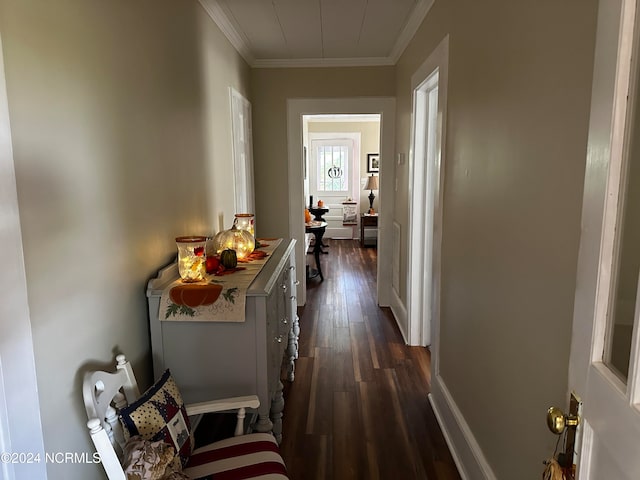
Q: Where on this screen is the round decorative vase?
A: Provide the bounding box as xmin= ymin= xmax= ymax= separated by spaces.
xmin=175 ymin=236 xmax=207 ymax=282
xmin=211 ymin=222 xmax=255 ymax=259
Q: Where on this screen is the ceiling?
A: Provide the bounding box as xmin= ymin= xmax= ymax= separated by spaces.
xmin=198 ymin=0 xmax=434 ymax=68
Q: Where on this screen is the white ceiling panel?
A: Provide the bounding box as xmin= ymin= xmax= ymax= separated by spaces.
xmin=320 ymin=0 xmax=368 ymax=58
xmin=359 ymin=0 xmax=417 ymax=57
xmin=274 ymin=0 xmax=323 ymax=59
xmin=199 ymin=0 xmax=434 ymax=67
xmin=221 ymin=0 xmax=287 ymax=58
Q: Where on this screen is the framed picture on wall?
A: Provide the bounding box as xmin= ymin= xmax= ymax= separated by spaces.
xmin=367 ymin=153 xmax=380 ymax=173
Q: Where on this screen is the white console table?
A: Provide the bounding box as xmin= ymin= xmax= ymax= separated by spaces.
xmin=146 ymin=239 xmax=299 ymax=442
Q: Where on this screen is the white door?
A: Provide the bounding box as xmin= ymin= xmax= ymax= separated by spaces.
xmin=309 ymin=135 xmax=360 ymax=239
xmin=569 ymin=0 xmax=640 ymax=476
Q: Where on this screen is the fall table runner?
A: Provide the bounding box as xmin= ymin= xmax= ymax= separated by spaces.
xmin=159 ymin=238 xmax=282 ymax=322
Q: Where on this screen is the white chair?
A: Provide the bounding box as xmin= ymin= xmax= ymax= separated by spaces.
xmin=83 ymin=353 xmax=289 ymax=479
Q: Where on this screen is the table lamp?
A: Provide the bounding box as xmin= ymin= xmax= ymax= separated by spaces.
xmin=364 ymin=174 xmax=379 ymax=213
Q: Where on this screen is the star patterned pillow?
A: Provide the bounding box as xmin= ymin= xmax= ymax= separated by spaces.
xmin=120 ymin=369 xmax=192 ymax=468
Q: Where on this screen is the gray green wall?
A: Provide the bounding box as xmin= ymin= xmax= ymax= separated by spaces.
xmin=0 ymin=1 xmax=250 ymax=478
xmin=394 ymin=1 xmax=598 ymax=477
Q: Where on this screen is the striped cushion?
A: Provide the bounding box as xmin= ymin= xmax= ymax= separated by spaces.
xmin=184 ymin=433 xmax=288 ymax=480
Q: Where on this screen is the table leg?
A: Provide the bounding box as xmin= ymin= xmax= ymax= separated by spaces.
xmin=313 ymin=233 xmax=324 ymax=281
xmin=306 ymin=226 xmax=326 ymax=281
xmin=316 ymin=228 xmax=329 ymax=254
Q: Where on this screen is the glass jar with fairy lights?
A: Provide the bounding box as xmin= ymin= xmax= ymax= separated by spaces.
xmin=175 ymin=236 xmax=207 ymax=282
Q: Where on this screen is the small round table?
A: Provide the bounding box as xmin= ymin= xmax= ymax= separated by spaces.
xmin=309 ymin=207 xmax=329 ymax=221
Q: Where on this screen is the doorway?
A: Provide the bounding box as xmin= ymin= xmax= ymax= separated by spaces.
xmin=408 ymin=71 xmax=439 ymax=347
xmin=304 ymin=115 xmax=381 ymax=240
xmin=287 ymin=98 xmax=396 ymax=306
xmin=308 ymin=135 xmax=358 ymax=238
xmin=230 ymin=88 xmax=255 ymax=215
xmin=407 ymin=37 xmax=449 ymax=348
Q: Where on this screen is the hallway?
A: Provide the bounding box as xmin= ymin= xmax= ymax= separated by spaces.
xmin=280 ymin=240 xmax=461 ymax=479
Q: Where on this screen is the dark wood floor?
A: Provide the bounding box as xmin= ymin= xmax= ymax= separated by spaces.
xmin=280 ymin=239 xmax=461 ymax=480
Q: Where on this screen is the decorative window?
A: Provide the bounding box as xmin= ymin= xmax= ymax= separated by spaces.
xmin=316 ymin=145 xmax=348 ymax=192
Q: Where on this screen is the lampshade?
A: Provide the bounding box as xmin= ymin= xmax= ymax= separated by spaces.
xmin=364 ymin=175 xmax=379 ymax=191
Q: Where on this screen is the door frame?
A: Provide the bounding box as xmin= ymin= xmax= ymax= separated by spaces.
xmin=0 ymin=32 xmax=47 ymax=480
xmin=408 ymin=69 xmax=439 ymax=347
xmin=407 ymin=36 xmax=449 ymax=348
xmin=230 ymin=88 xmax=255 ymax=216
xmin=287 ymin=98 xmax=395 ymax=306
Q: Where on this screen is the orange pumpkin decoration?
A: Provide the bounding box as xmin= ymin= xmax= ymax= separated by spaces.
xmin=169 ymin=284 xmax=223 ymax=307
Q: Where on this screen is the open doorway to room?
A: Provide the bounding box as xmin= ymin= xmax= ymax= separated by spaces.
xmin=287 ymin=98 xmax=395 ymax=307
xmin=408 ymin=71 xmax=439 ymax=348
xmin=407 ymin=37 xmax=448 ymax=356
xmin=303 ymin=114 xmax=381 ymax=240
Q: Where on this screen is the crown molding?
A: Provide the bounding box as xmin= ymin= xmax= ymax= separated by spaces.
xmin=252 ymin=56 xmax=395 ymax=69
xmin=389 ymin=0 xmax=435 ymax=64
xmin=200 ymin=0 xmax=433 ymax=69
xmin=198 ymin=0 xmax=255 ymax=66
xmin=305 ymin=114 xmax=381 ymax=122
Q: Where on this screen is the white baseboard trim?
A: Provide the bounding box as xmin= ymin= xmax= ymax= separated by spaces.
xmin=429 ymin=375 xmax=497 ymax=480
xmin=389 ymin=289 xmax=409 ymax=344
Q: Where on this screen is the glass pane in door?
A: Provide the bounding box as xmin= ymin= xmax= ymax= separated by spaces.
xmin=316 ymin=145 xmax=348 ymax=192
xmin=604 ymin=52 xmax=640 ymax=381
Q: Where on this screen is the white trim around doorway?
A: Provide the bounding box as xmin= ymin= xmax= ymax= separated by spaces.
xmin=407 ymin=36 xmax=449 ymax=361
xmin=0 ymin=32 xmax=47 ymax=480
